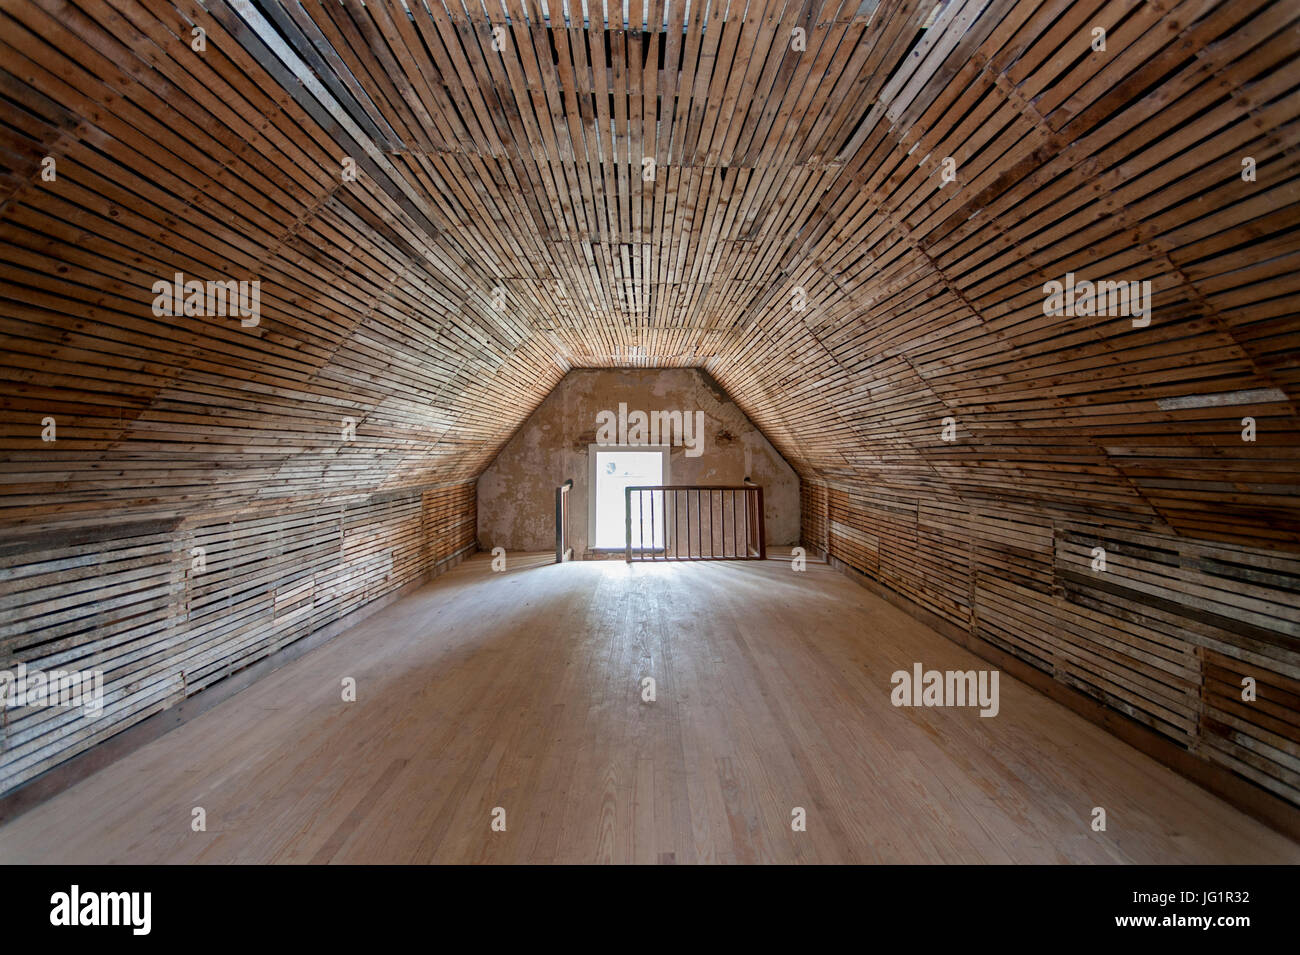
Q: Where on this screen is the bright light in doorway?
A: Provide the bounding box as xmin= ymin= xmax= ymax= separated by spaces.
xmin=593 ymin=449 xmax=665 ymax=550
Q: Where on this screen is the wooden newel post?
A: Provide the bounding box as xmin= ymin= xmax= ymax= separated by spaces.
xmin=625 ymin=487 xmax=633 ymax=563
xmin=555 ymin=479 xmax=573 ymax=564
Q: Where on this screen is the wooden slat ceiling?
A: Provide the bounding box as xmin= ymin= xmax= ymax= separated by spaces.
xmin=1 ymin=0 xmax=1297 ymax=546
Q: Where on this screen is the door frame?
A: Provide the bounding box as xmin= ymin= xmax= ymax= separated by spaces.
xmin=587 ymin=444 xmax=671 ymax=552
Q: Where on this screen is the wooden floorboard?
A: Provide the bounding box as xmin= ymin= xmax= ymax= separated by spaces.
xmin=0 ymin=552 xmax=1294 ymax=864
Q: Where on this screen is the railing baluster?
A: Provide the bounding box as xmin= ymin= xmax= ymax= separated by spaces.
xmin=721 ymin=489 xmax=727 ymax=558
xmin=709 ymin=490 xmax=715 ymax=559
xmin=676 ymin=493 xmax=686 ymax=561
xmin=731 ymin=489 xmax=736 ymax=558
xmin=653 ymin=489 xmax=659 ymax=561
xmin=688 ymin=490 xmax=694 ymax=560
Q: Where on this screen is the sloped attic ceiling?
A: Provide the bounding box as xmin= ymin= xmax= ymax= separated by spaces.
xmin=0 ymin=0 xmax=1297 ymax=546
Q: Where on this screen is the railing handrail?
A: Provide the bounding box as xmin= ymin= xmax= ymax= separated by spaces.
xmin=626 ymin=484 xmax=754 ymax=491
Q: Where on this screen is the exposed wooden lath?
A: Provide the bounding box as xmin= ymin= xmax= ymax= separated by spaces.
xmin=0 ymin=483 xmax=476 ymax=795
xmin=0 ymin=0 xmax=1297 ymax=808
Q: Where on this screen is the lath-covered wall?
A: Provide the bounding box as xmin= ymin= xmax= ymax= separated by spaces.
xmin=802 ymin=485 xmax=1300 ymax=808
xmin=0 ymin=483 xmax=475 ymax=796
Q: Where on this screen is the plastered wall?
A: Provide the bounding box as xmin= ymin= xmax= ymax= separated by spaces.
xmin=478 ymin=369 xmax=799 ymax=554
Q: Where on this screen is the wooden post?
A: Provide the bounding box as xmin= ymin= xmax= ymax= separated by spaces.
xmin=555 ymin=479 xmax=573 ymax=564
xmin=625 ymin=487 xmax=633 ymax=563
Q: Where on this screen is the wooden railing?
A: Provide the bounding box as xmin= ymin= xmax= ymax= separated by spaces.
xmin=555 ymin=478 xmax=574 ymax=563
xmin=624 ymin=482 xmax=765 ymax=562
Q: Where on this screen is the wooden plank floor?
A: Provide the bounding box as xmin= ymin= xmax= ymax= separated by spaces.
xmin=1 ymin=552 xmax=1295 ymax=864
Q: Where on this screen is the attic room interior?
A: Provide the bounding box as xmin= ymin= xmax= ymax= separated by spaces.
xmin=0 ymin=0 xmax=1298 ymax=897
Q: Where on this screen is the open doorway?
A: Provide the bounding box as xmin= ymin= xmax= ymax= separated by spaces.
xmin=588 ymin=446 xmax=669 ymax=552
